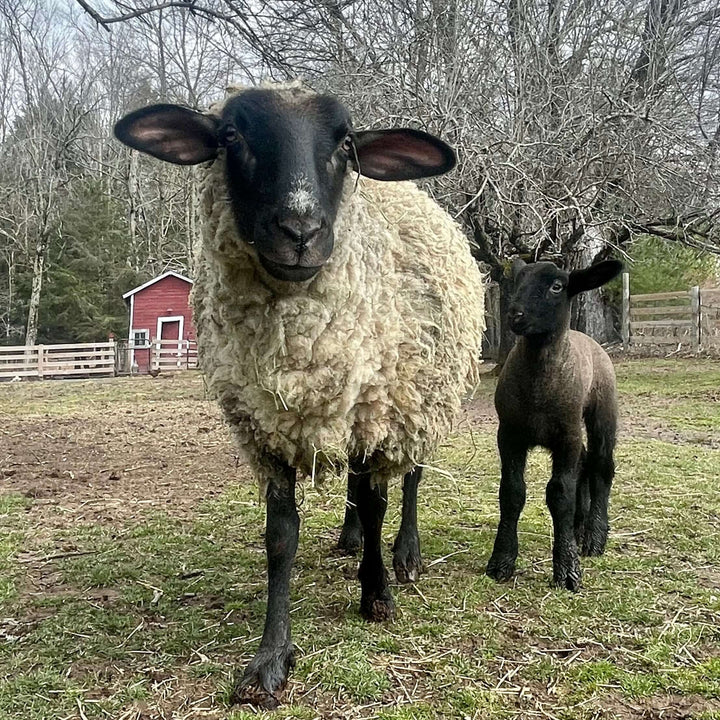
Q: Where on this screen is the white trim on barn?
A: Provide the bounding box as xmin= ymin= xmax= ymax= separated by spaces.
xmin=128 ymin=294 xmax=136 ymax=369
xmin=122 ymin=270 xmax=193 ymax=300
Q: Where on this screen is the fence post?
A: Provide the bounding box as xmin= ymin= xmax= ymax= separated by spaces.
xmin=621 ymin=272 xmax=630 ymax=351
xmin=690 ymin=285 xmax=700 ymax=352
xmin=109 ymin=336 xmax=117 ymax=376
xmin=37 ymin=344 xmax=45 ymax=379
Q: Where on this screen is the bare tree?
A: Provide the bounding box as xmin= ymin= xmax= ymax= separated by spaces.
xmin=50 ymin=0 xmax=720 ymax=355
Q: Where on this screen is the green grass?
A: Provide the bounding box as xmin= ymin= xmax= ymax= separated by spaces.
xmin=1 ymin=360 xmax=719 ymax=718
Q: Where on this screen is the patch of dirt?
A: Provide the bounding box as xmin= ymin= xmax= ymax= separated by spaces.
xmin=458 ymin=392 xmax=497 ymax=430
xmin=596 ymin=693 xmax=720 ymax=719
xmin=619 ymin=415 xmax=720 ymax=448
xmin=1 ymin=395 xmax=250 ymax=534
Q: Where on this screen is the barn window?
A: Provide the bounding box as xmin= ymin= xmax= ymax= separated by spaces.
xmin=133 ymin=330 xmax=150 ymax=347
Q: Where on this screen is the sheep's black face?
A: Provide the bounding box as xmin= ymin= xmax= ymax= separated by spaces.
xmin=508 ymin=259 xmax=623 ymax=338
xmin=509 ymin=262 xmax=572 ymax=337
xmin=113 ymin=87 xmax=457 ymax=283
xmin=220 ymin=90 xmax=351 ymax=282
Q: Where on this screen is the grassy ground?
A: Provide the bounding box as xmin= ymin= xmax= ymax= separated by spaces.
xmin=0 ymin=359 xmax=719 ymax=719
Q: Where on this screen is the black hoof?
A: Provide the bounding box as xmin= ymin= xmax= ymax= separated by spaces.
xmin=336 ymin=524 xmax=363 ymax=555
xmin=360 ymin=589 xmax=396 ymax=622
xmin=552 ymin=559 xmax=582 ymax=592
xmin=230 ymin=643 xmax=295 ymax=709
xmin=392 ymin=532 xmax=423 ymax=584
xmin=486 ymin=554 xmax=516 ymax=582
xmin=581 ymin=527 xmax=608 ymax=557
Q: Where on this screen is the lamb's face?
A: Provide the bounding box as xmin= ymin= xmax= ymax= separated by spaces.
xmin=113 ymin=84 xmax=457 ymax=283
xmin=508 ymin=258 xmax=624 ymax=337
xmin=219 ymin=90 xmax=352 ymax=282
xmin=509 ymin=261 xmax=571 ymax=337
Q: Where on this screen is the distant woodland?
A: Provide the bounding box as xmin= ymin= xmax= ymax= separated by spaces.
xmin=1 ymin=0 xmax=719 ymax=347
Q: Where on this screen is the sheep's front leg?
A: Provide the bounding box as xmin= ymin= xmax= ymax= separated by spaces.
xmin=546 ymin=442 xmax=583 ymax=591
xmin=353 ymin=461 xmax=395 ymax=621
xmin=393 ymin=466 xmax=423 ymax=584
xmin=337 ymin=471 xmax=363 ymax=555
xmin=574 ymin=446 xmax=591 ymax=547
xmin=487 ymin=425 xmax=528 ymax=582
xmin=232 ymin=464 xmax=299 ymax=708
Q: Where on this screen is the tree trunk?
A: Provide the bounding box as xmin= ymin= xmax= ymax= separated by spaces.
xmin=496 ymin=274 xmax=517 ymax=366
xmin=25 ymin=231 xmax=49 ymax=346
xmin=568 ymin=230 xmax=614 ymax=343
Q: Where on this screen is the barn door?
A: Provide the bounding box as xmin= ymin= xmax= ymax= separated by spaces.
xmin=155 ymin=316 xmax=184 ymax=369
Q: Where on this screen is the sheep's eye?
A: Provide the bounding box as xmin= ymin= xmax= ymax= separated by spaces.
xmin=550 ymin=280 xmax=564 ymax=294
xmin=222 ymin=126 xmax=239 ymax=145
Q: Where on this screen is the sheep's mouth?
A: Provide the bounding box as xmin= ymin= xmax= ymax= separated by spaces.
xmin=258 ymin=255 xmax=323 ymax=282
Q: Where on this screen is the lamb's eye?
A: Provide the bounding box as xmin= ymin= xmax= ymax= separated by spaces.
xmin=550 ymin=280 xmax=564 ymax=294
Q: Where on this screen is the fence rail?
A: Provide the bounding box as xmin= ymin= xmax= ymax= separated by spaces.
xmin=150 ymin=339 xmax=198 ymax=371
xmin=0 ymin=341 xmax=116 ymax=380
xmin=621 ymin=273 xmax=719 ymax=350
xmin=1 ymin=337 xmax=200 ymax=381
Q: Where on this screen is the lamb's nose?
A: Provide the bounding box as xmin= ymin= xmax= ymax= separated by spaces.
xmin=277 ymin=216 xmax=323 ymax=249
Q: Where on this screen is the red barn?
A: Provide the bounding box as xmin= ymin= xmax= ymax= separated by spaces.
xmin=123 ymin=271 xmax=196 ymax=373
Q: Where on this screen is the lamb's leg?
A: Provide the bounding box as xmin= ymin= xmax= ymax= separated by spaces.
xmin=546 ymin=441 xmax=583 ymax=591
xmin=232 ymin=464 xmax=299 ymax=709
xmin=574 ymin=445 xmax=591 ymax=547
xmin=353 ymin=460 xmax=394 ymax=621
xmin=487 ymin=425 xmax=528 ymax=582
xmin=582 ymin=405 xmax=617 ymax=556
xmin=393 ymin=466 xmax=423 ymax=584
xmin=337 ymin=471 xmax=363 ymax=555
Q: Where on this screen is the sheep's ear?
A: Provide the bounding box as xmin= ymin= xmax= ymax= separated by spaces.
xmin=568 ymin=260 xmax=623 ymax=297
xmin=351 ymin=129 xmax=456 ymax=181
xmin=114 ymin=104 xmax=219 ymax=165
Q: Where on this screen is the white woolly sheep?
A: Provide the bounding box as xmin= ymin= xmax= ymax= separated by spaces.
xmin=488 ymin=258 xmax=622 ymax=592
xmin=114 ymin=81 xmax=486 ymax=707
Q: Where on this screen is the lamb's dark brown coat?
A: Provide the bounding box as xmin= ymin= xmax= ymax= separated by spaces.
xmin=488 ymin=259 xmax=622 ymax=591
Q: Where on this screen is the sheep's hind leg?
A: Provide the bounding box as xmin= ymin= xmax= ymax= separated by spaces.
xmin=393 ymin=466 xmax=423 ymax=584
xmin=232 ymin=465 xmax=299 ymax=709
xmin=487 ymin=425 xmax=528 ymax=582
xmin=337 ymin=471 xmax=363 ymax=555
xmin=546 ymin=442 xmax=583 ymax=591
xmin=581 ymin=403 xmax=616 ymax=557
xmin=353 ymin=460 xmax=395 ymax=621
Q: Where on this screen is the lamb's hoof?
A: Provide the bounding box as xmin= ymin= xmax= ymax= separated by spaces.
xmin=552 ymin=559 xmax=582 ymax=592
xmin=336 ymin=524 xmax=363 ymax=555
xmin=360 ymin=589 xmax=395 ymax=622
xmin=581 ymin=528 xmax=608 ymax=557
xmin=230 ymin=643 xmax=295 ymax=709
xmin=486 ymin=554 xmax=516 ymax=582
xmin=393 ymin=533 xmax=423 ymax=584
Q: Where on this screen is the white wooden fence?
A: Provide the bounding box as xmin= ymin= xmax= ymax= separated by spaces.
xmin=0 ymin=341 xmax=116 ymax=380
xmin=621 ymin=273 xmax=720 ymax=350
xmin=0 ymin=338 xmax=200 ymax=381
xmin=149 ymin=338 xmax=198 ymax=371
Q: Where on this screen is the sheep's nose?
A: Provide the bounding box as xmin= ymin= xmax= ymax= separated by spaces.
xmin=277 ymin=215 xmax=323 ymax=249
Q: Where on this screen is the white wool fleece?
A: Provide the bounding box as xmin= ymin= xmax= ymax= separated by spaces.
xmin=192 ymin=92 xmax=486 ymax=491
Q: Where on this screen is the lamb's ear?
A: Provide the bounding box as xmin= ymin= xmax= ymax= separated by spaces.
xmin=351 ymin=129 xmax=456 ymax=181
xmin=511 ymin=258 xmax=526 ymax=278
xmin=114 ymin=104 xmax=220 ymax=165
xmin=568 ymin=260 xmax=623 ymax=297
